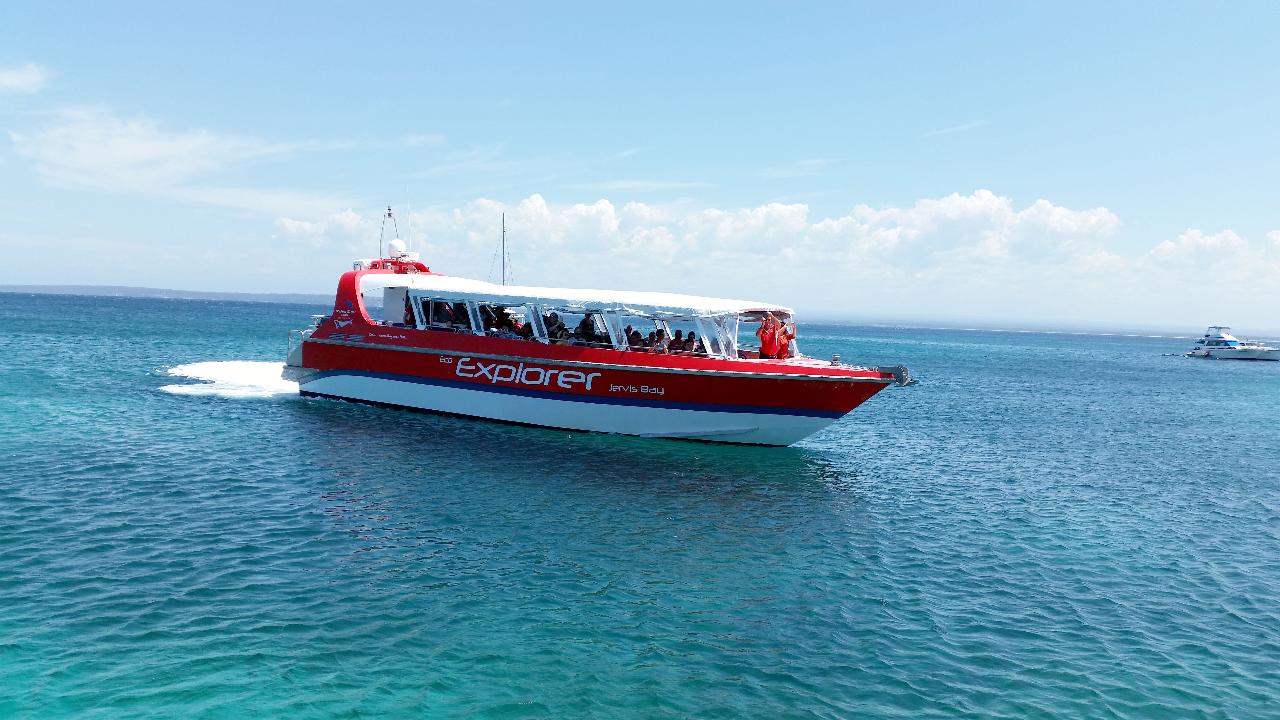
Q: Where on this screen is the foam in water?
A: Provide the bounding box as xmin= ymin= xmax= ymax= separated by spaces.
xmin=161 ymin=361 xmax=298 ymax=398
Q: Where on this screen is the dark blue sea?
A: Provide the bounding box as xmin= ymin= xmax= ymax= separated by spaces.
xmin=3 ymin=293 xmax=1278 ymax=719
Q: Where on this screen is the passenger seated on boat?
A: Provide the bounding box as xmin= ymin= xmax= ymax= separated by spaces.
xmin=544 ymin=312 xmax=570 ymax=344
xmin=428 ymin=300 xmax=457 ymax=330
xmin=488 ymin=309 xmax=529 ymax=340
xmin=685 ymin=332 xmax=703 ymax=355
xmin=481 ymin=306 xmax=505 ymax=335
xmin=668 ymin=330 xmax=684 ymax=354
xmin=621 ymin=325 xmax=643 ymax=352
xmin=488 ymin=311 xmax=516 ymax=338
xmin=573 ymin=315 xmax=605 ymax=347
xmin=652 ymin=329 xmax=668 ymax=354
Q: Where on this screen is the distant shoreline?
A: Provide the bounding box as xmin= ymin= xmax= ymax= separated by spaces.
xmin=0 ymin=284 xmax=331 ymax=306
xmin=3 ymin=284 xmax=1274 ymax=339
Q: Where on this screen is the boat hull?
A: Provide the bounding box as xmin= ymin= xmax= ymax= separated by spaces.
xmin=295 ymin=338 xmax=892 ymax=446
xmin=1189 ymin=348 xmax=1280 ymax=360
xmin=288 ymin=265 xmax=902 ymax=446
xmin=298 ymin=370 xmax=844 ymax=445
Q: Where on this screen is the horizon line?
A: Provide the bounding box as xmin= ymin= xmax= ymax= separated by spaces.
xmin=5 ymin=283 xmax=1274 ymax=339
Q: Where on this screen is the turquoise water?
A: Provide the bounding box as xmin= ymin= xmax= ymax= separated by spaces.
xmin=2 ymin=293 xmax=1279 ymax=718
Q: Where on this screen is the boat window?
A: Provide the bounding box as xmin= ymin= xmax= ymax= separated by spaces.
xmin=547 ymin=309 xmax=612 ymax=349
xmin=698 ymin=315 xmax=734 ymax=358
xmin=417 ymin=297 xmax=473 ymax=332
xmin=477 ymin=303 xmax=539 ymax=341
xmin=661 ymin=317 xmax=709 ymax=356
xmin=612 ymin=313 xmax=664 ymax=352
xmin=540 ymin=308 xmax=572 ymax=345
xmin=735 ymin=311 xmax=766 ymax=357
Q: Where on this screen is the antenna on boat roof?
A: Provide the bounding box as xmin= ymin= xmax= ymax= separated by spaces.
xmin=405 ymin=190 xmax=412 ymax=254
xmin=377 ymin=205 xmax=399 ymax=257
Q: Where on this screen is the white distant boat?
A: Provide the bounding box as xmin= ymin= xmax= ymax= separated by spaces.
xmin=1187 ymin=326 xmax=1279 ymax=361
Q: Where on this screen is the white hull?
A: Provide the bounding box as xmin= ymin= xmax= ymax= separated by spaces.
xmin=1189 ymin=348 xmax=1280 ymax=360
xmin=299 ymin=373 xmax=841 ymax=445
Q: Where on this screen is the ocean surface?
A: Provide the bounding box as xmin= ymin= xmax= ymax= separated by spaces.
xmin=2 ymin=293 xmax=1278 ymax=719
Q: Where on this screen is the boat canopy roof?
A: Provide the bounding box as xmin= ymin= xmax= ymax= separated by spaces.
xmin=358 ymin=271 xmax=792 ymax=317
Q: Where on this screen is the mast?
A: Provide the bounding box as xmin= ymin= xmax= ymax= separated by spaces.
xmin=501 ymin=212 xmax=507 ymax=286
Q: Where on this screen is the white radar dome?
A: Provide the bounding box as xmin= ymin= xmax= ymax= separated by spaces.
xmin=388 ymin=238 xmax=407 ymax=258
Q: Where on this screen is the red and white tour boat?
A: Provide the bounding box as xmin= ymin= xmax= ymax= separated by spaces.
xmin=285 ymin=243 xmax=910 ymax=446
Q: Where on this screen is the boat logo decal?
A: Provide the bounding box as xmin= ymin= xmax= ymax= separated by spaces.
xmin=333 ymin=319 xmax=352 ymax=329
xmin=454 ymin=356 xmax=603 ymax=391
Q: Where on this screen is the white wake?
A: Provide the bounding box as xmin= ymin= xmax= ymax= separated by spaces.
xmin=160 ymin=361 xmax=298 ymax=399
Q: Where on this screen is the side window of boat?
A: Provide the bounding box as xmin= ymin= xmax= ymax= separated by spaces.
xmin=551 ymin=309 xmax=613 ymax=349
xmin=416 ymin=297 xmax=437 ymax=329
xmin=613 ymin=313 xmax=659 ymax=350
xmin=477 ymin=303 xmax=537 ymax=340
xmin=431 ymin=299 xmax=461 ymax=331
xmin=416 ymin=297 xmax=473 ymax=332
xmin=662 ymin=317 xmax=709 ymax=355
xmin=698 ymin=316 xmax=730 ymax=358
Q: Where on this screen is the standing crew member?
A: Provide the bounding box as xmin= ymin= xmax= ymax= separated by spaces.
xmin=775 ymin=321 xmax=796 ymax=359
xmin=756 ymin=313 xmax=781 ymax=359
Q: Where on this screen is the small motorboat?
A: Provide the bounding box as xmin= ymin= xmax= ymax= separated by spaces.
xmin=1186 ymin=326 xmax=1280 ymax=361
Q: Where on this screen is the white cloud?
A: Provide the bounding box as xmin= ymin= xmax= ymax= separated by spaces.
xmin=375 ymin=190 xmax=1120 ymax=295
xmin=10 ymin=107 xmax=348 ymax=217
xmin=796 ymin=190 xmax=1120 ymax=265
xmin=247 ymin=190 xmax=1116 ymax=322
xmin=922 ymin=120 xmax=987 ymax=138
xmin=276 ymin=217 xmax=326 ymax=236
xmin=1078 ymin=249 xmax=1125 ymax=272
xmin=11 ymin=107 xmax=285 ymax=188
xmin=1145 ymin=228 xmax=1280 ymax=286
xmin=0 ymin=63 xmax=49 ymax=93
xmin=275 ymin=210 xmax=372 ymax=250
xmin=1150 ymin=228 xmax=1247 ymax=260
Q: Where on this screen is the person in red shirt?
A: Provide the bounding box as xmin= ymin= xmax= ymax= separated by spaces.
xmin=775 ymin=322 xmax=796 ymax=359
xmin=756 ymin=313 xmax=781 ymax=359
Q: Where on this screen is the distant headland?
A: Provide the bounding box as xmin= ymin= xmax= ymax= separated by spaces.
xmin=0 ymin=284 xmax=331 ymax=306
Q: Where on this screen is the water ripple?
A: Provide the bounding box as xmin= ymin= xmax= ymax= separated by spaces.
xmin=1 ymin=297 xmax=1279 ymax=717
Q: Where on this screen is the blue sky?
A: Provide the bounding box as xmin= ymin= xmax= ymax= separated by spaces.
xmin=3 ymin=2 xmax=1279 ymax=330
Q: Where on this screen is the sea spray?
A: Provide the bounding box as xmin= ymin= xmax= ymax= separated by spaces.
xmin=160 ymin=361 xmax=298 ymax=398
